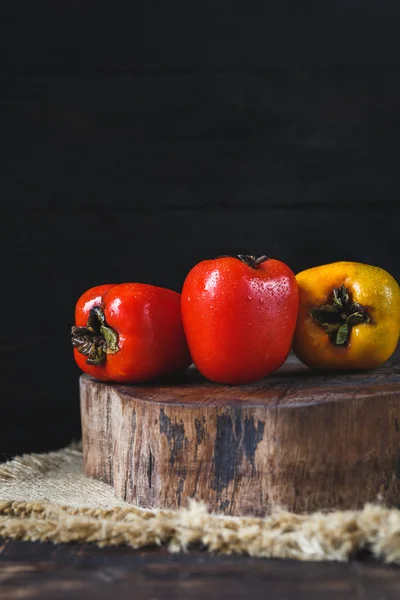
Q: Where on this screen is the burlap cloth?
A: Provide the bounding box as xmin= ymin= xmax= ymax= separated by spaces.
xmin=1 ymin=442 xmax=400 ymax=563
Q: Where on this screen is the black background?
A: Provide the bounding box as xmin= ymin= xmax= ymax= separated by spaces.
xmin=1 ymin=2 xmax=399 ymax=459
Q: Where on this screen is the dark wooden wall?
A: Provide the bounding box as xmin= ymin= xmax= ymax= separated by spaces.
xmin=1 ymin=2 xmax=399 ymax=457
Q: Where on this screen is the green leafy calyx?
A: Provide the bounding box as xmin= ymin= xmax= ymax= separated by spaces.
xmin=309 ymin=284 xmax=370 ymax=347
xmin=71 ymin=306 xmax=119 ymax=366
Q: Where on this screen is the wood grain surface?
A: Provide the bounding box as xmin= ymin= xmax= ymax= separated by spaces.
xmin=2 ymin=72 xmax=400 ymax=212
xmin=81 ymin=349 xmax=400 ymax=516
xmin=1 ymin=539 xmax=400 ymax=600
xmin=3 ymin=2 xmax=400 ymax=73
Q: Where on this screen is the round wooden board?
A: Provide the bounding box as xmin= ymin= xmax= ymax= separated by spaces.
xmin=80 ymin=349 xmax=400 ymax=516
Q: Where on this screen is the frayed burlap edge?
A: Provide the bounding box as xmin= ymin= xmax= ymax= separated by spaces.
xmin=2 ymin=446 xmax=400 ymax=562
xmin=0 ymin=442 xmax=83 ymax=481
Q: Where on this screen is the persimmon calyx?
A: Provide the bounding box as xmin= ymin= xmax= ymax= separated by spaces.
xmin=309 ymin=284 xmax=370 ymax=347
xmin=237 ymin=255 xmax=269 ymax=269
xmin=71 ymin=306 xmax=119 ymax=366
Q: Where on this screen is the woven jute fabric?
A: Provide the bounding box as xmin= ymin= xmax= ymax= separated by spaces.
xmin=1 ymin=443 xmax=400 ymax=562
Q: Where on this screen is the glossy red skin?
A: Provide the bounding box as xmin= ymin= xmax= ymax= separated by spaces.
xmin=74 ymin=283 xmax=192 ymax=383
xmin=181 ymin=258 xmax=299 ymax=384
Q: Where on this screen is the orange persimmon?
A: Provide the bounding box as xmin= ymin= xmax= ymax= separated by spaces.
xmin=293 ymin=261 xmax=400 ymax=371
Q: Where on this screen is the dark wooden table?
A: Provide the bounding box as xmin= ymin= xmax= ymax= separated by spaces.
xmin=1 ymin=539 xmax=400 ymax=599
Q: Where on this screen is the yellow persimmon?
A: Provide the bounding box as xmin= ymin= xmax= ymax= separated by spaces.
xmin=293 ymin=261 xmax=400 ymax=371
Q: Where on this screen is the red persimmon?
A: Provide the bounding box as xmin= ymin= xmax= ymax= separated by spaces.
xmin=181 ymin=255 xmax=299 ymax=384
xmin=72 ymin=283 xmax=191 ymax=383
